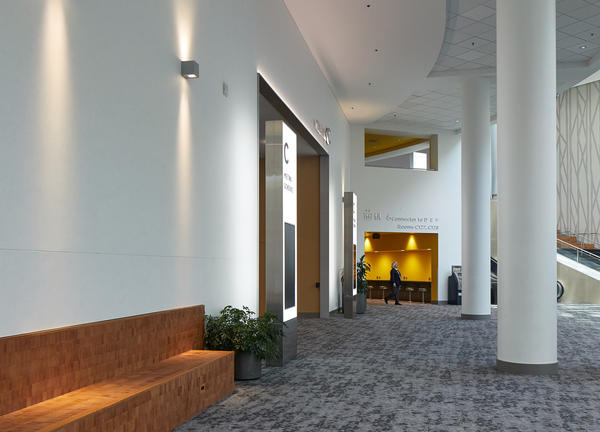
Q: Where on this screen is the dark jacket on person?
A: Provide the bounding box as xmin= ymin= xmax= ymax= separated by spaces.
xmin=390 ymin=268 xmax=402 ymax=287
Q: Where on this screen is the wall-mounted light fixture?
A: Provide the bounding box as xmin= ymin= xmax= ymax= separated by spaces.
xmin=181 ymin=60 xmax=199 ymax=79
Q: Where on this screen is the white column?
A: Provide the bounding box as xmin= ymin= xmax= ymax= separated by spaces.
xmin=461 ymin=77 xmax=491 ymax=319
xmin=497 ymin=0 xmax=557 ymax=373
xmin=491 ymin=123 xmax=498 ymax=197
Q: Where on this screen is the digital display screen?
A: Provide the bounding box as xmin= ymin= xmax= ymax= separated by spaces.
xmin=285 ymin=222 xmax=296 ymax=309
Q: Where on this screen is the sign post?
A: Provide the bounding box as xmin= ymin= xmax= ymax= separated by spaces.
xmin=343 ymin=192 xmax=357 ymax=318
xmin=265 ymin=120 xmax=297 ymax=365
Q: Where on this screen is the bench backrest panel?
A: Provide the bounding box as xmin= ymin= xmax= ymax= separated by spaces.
xmin=0 ymin=305 xmax=204 ymax=416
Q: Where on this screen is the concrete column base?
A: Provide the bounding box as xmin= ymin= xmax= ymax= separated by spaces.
xmin=497 ymin=359 xmax=558 ymax=375
xmin=461 ymin=313 xmax=491 ymax=320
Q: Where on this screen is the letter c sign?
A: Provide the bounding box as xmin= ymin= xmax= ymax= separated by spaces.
xmin=284 ymin=142 xmax=289 ymax=164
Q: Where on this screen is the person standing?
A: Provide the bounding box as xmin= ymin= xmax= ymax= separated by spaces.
xmin=385 ymin=261 xmax=402 ymax=305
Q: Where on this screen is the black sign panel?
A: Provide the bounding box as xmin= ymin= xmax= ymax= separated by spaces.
xmin=285 ymin=222 xmax=296 ymax=309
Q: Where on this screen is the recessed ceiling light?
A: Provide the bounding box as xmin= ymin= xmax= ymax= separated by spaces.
xmin=374 ymin=48 xmax=379 ymax=52
xmin=580 ymin=45 xmax=587 ymax=49
xmin=366 ymin=4 xmax=371 ymax=7
xmin=455 ymin=120 xmax=460 ymax=123
xmin=368 ymin=82 xmax=373 ymax=86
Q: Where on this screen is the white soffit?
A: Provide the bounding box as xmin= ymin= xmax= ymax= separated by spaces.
xmin=284 ymin=0 xmax=446 ymax=124
xmin=576 ymin=68 xmax=600 ymax=86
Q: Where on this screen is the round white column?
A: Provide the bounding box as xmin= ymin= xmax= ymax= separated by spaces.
xmin=491 ymin=123 xmax=498 ymax=197
xmin=497 ymin=0 xmax=557 ymax=374
xmin=461 ymin=77 xmax=491 ymax=320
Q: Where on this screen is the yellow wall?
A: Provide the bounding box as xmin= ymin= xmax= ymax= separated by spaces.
xmin=366 ymin=250 xmax=431 ymax=282
xmin=364 ymin=232 xmax=438 ymax=300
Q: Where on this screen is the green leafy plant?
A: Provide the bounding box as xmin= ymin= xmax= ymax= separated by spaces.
xmin=204 ymin=306 xmax=284 ymax=360
xmin=357 ymin=254 xmax=371 ymax=296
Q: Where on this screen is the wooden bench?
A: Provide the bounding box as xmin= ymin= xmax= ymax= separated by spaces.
xmin=0 ymin=305 xmax=234 ymax=431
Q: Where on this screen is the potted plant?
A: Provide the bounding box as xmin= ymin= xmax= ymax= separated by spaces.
xmin=356 ymin=254 xmax=371 ymax=314
xmin=204 ymin=306 xmax=284 ymax=380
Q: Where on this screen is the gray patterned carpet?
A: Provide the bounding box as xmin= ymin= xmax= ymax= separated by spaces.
xmin=177 ymin=302 xmax=600 ymax=431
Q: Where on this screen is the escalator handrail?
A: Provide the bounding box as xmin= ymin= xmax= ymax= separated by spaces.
xmin=557 ymin=238 xmax=600 ymax=262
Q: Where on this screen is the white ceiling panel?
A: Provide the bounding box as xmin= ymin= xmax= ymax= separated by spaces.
xmin=378 ymin=0 xmax=600 ymax=133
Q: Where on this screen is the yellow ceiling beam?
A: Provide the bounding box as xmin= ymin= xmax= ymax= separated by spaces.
xmin=364 ymin=133 xmax=429 ymax=158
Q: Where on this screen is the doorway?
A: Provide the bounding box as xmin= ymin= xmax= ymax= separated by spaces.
xmin=258 ymin=75 xmax=329 ymax=318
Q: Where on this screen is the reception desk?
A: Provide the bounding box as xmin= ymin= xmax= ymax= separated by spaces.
xmin=367 ymin=280 xmax=432 ymax=303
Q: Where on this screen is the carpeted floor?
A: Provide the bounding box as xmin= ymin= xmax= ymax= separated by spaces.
xmin=176 ymin=302 xmax=600 ymax=431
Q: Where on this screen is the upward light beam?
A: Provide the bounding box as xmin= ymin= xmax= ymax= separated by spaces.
xmin=174 ymin=0 xmax=195 ymax=256
xmin=38 ymin=0 xmax=74 ymax=246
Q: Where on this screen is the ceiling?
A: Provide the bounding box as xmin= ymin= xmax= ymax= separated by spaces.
xmin=376 ymin=0 xmax=600 ymax=133
xmin=433 ymin=0 xmax=600 ymax=76
xmin=284 ymin=0 xmax=446 ymax=124
xmin=285 ymin=0 xmax=600 ymax=133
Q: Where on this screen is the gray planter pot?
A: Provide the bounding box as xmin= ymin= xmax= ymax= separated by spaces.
xmin=235 ymin=351 xmax=262 ymax=380
xmin=356 ymin=292 xmax=367 ymax=314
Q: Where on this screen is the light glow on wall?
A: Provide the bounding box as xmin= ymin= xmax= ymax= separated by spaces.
xmin=176 ymin=80 xmax=193 ymax=254
xmin=174 ymin=0 xmax=196 ymax=255
xmin=407 ymin=235 xmax=418 ymax=250
xmin=365 ymin=250 xmax=432 ymax=281
xmin=174 ymin=0 xmax=195 ymax=60
xmin=38 ymin=0 xmax=74 ymax=245
xmin=364 ymin=237 xmax=373 ymax=252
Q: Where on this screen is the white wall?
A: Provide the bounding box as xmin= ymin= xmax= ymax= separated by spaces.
xmin=557 ymin=81 xmax=600 ymax=245
xmin=0 ymin=0 xmax=349 ymax=337
xmin=348 ymin=125 xmax=461 ymax=301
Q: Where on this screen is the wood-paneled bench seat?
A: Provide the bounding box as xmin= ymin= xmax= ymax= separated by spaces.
xmin=0 ymin=305 xmax=234 ymax=432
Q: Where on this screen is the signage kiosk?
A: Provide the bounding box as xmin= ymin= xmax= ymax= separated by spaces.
xmin=343 ymin=192 xmax=358 ymax=318
xmin=265 ymin=120 xmax=297 ymax=365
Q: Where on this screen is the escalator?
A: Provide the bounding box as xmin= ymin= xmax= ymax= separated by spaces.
xmin=491 ymin=256 xmax=564 ymax=302
xmin=451 ymin=258 xmax=563 ymax=305
xmin=491 ymin=257 xmax=497 ymax=305
xmin=557 ymin=244 xmax=600 ymax=271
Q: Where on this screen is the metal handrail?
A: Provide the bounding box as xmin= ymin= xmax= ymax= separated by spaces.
xmin=557 ymin=238 xmax=600 ymax=264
